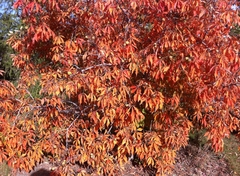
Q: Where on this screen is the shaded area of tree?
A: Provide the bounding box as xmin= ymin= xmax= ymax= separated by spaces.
xmin=30 ymin=169 xmax=52 ymax=176
xmin=30 ymin=169 xmax=60 ymax=176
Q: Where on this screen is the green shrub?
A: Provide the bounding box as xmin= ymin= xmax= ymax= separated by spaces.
xmin=189 ymin=129 xmax=208 ymax=147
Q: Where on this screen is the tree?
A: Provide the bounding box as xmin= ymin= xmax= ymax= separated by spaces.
xmin=1 ymin=0 xmax=239 ymax=175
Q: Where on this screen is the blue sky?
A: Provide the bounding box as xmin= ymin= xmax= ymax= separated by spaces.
xmin=0 ymin=0 xmax=16 ymax=16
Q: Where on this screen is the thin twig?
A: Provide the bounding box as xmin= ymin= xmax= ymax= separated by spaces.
xmin=65 ymin=106 xmax=89 ymax=153
xmin=73 ymin=63 xmax=112 ymax=73
xmin=65 ymin=114 xmax=80 ymax=153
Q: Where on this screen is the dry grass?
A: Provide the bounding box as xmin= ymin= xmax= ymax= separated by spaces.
xmin=0 ymin=161 xmax=11 ymax=176
xmin=222 ymin=135 xmax=240 ymax=176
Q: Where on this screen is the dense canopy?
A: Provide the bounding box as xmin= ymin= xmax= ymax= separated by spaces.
xmin=0 ymin=0 xmax=239 ymax=175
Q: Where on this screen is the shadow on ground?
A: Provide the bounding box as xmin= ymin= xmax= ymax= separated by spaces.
xmin=30 ymin=169 xmax=52 ymax=176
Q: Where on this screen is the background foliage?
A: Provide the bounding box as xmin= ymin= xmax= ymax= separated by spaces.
xmin=0 ymin=0 xmax=20 ymax=80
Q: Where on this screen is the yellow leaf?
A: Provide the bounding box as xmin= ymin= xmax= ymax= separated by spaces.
xmin=55 ymin=89 xmax=60 ymax=96
xmin=131 ymin=2 xmax=137 ymax=10
xmin=162 ymin=66 xmax=170 ymax=73
xmin=147 ymin=157 xmax=154 ymax=166
xmin=53 ymin=35 xmax=64 ymax=45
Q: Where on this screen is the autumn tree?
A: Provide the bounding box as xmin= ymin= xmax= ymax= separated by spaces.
xmin=1 ymin=0 xmax=239 ymax=175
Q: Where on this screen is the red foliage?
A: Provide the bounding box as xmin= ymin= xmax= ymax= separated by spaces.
xmin=1 ymin=0 xmax=239 ymax=175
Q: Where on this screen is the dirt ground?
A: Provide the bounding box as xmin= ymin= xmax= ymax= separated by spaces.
xmin=167 ymin=145 xmax=232 ymax=176
xmin=12 ymin=144 xmax=234 ymax=176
